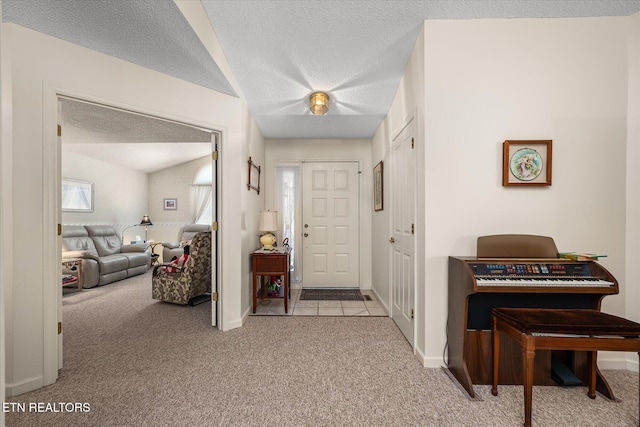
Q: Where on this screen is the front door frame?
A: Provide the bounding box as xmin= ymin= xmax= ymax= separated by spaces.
xmin=301 ymin=160 xmax=361 ymax=289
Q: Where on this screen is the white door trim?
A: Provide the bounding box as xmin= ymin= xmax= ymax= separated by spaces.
xmin=43 ymin=84 xmax=225 ymax=389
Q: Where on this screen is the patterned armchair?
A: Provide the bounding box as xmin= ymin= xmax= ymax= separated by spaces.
xmin=152 ymin=231 xmax=212 ymax=305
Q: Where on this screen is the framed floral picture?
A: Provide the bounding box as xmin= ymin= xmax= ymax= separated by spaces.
xmin=502 ymin=140 xmax=552 ymax=186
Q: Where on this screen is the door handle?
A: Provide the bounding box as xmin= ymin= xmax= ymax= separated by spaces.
xmin=389 ymin=237 xmax=395 ymax=244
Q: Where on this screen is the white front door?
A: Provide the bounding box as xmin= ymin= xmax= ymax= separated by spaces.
xmin=302 ymin=162 xmax=359 ymax=288
xmin=390 ymin=120 xmax=416 ymax=345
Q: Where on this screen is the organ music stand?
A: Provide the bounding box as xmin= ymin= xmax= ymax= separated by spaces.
xmin=477 ymin=234 xmax=558 ymax=259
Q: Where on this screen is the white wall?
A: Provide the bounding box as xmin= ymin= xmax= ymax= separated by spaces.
xmin=264 ymin=139 xmax=373 ymax=294
xmin=149 ymin=155 xmax=211 ymax=259
xmin=421 ymin=17 xmax=631 ymax=368
xmin=625 ymin=12 xmax=640 ymax=328
xmin=3 ymin=22 xmax=261 ymax=396
xmin=174 ymin=0 xmax=266 ymax=328
xmin=62 ymin=151 xmax=148 ymax=230
xmin=240 ymin=117 xmax=266 ymax=320
xmin=371 ymin=26 xmax=425 ymax=352
xmin=0 ymin=0 xmax=7 ymax=421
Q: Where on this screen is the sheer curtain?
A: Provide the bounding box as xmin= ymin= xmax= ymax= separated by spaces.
xmin=276 ymin=166 xmax=301 ymax=283
xmin=192 ymin=163 xmax=213 ymax=224
xmin=192 ymin=184 xmax=212 ymax=224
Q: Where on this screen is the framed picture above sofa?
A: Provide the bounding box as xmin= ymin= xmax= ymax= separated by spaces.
xmin=62 ymin=178 xmax=94 ymax=212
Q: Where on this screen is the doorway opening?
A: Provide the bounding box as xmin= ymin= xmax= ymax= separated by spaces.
xmin=57 ymin=96 xmax=221 ymax=370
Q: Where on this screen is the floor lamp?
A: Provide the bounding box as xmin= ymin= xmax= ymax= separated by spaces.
xmin=121 ymin=215 xmax=153 ymax=242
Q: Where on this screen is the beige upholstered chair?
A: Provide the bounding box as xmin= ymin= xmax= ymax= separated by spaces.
xmin=161 ymin=224 xmax=211 ymax=262
xmin=152 ymin=231 xmax=212 ymax=305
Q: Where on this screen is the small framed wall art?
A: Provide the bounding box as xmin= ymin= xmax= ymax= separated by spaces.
xmin=373 ymin=161 xmax=383 ymax=211
xmin=164 ymin=198 xmax=177 ymax=210
xmin=502 ymin=140 xmax=552 ymax=187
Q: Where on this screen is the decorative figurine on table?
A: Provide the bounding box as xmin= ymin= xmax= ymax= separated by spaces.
xmin=267 ymin=276 xmax=282 ymax=296
xmin=260 ymin=232 xmax=277 ymax=250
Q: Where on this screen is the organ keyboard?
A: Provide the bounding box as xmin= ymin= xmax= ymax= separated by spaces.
xmin=472 ymin=262 xmax=615 ymax=288
xmin=446 ymin=235 xmax=619 ymax=400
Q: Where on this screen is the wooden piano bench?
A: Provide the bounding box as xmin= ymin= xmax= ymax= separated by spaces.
xmin=491 ymin=308 xmax=640 ymax=427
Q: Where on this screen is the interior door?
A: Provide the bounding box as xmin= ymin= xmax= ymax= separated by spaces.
xmin=302 ymin=161 xmax=359 ymax=288
xmin=390 ymin=120 xmax=416 ymax=345
xmin=57 ymin=100 xmax=64 ymax=369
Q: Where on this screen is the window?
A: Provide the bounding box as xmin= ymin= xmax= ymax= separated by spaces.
xmin=193 ymin=164 xmax=212 ymax=225
xmin=276 ymin=166 xmax=300 ymax=282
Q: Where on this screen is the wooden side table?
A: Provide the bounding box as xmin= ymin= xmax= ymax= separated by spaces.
xmin=252 ymin=247 xmax=291 ymax=313
xmin=62 ymin=258 xmax=83 ymax=290
xmin=149 ymin=242 xmax=161 ymax=265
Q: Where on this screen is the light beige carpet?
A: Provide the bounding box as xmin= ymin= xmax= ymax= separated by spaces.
xmin=5 ymin=271 xmax=639 ymax=426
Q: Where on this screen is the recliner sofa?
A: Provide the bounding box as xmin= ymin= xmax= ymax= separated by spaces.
xmin=162 ymin=224 xmax=211 ymax=262
xmin=62 ymin=225 xmax=151 ymax=288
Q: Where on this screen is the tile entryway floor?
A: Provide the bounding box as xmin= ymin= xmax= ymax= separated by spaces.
xmin=252 ymin=288 xmax=388 ymax=316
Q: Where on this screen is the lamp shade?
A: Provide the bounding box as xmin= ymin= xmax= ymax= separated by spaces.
xmin=309 ymin=91 xmax=329 ymax=115
xmin=140 ymin=215 xmax=153 ymax=226
xmin=258 ymin=211 xmax=278 ymax=232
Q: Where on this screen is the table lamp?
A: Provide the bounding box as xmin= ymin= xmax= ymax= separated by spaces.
xmin=258 ymin=210 xmax=278 ymax=250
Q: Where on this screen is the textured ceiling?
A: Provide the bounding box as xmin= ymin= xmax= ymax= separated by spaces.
xmin=60 ymin=99 xmax=213 ymax=174
xmin=3 ymin=0 xmax=640 ymax=144
xmin=2 ymin=0 xmax=236 ymax=96
xmin=202 ymin=0 xmax=640 ymax=138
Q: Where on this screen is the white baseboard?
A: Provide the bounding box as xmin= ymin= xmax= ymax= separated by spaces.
xmin=224 ymin=312 xmax=246 ymax=331
xmin=415 ymin=347 xmax=426 ymax=366
xmin=370 ymin=287 xmax=390 ymax=314
xmin=5 ymin=375 xmax=45 ymax=397
xmin=598 ymin=352 xmax=639 ymax=372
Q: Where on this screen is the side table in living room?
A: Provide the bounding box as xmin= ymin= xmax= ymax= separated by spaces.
xmin=62 ymin=258 xmax=82 ymax=290
xmin=149 ymin=242 xmax=161 ymax=265
xmin=252 ymin=247 xmax=291 ymax=313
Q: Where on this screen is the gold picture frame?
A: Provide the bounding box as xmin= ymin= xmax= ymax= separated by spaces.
xmin=502 ymin=140 xmax=552 ymax=187
xmin=373 ymin=161 xmax=383 ymax=211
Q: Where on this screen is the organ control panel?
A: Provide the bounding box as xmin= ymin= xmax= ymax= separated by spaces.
xmin=469 ymin=262 xmax=615 ymax=288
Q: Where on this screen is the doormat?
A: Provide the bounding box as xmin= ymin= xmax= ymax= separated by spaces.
xmin=300 ymin=289 xmax=372 ymax=301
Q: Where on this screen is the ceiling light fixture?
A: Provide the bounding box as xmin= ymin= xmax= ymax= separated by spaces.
xmin=309 ymin=91 xmax=329 ymax=115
